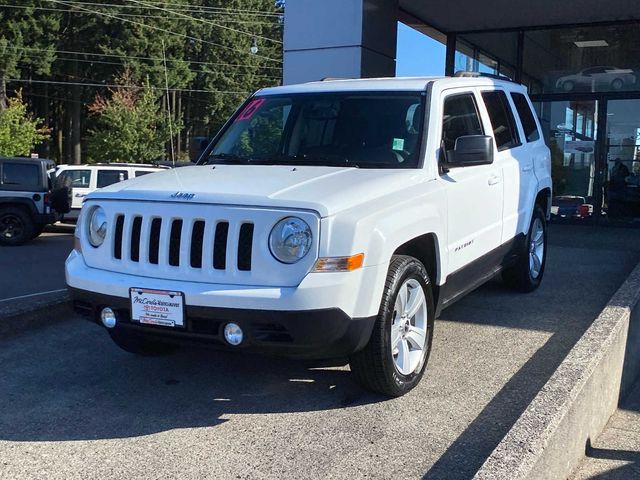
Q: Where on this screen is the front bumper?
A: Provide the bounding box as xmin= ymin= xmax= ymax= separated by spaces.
xmin=70 ymin=287 xmax=375 ymax=359
xmin=66 ymin=251 xmax=386 ymax=359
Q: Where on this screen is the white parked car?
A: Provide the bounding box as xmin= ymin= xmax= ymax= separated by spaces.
xmin=55 ymin=163 xmax=170 ymax=221
xmin=66 ymin=75 xmax=552 ymax=396
xmin=556 ymin=66 xmax=637 ymax=92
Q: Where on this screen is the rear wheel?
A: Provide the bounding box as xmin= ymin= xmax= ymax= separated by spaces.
xmin=0 ymin=207 xmax=34 ymax=246
xmin=349 ymin=255 xmax=435 ymax=397
xmin=502 ymin=205 xmax=547 ymax=292
xmin=108 ymin=330 xmax=176 ymax=356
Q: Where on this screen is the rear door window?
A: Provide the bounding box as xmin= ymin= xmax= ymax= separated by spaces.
xmin=134 ymin=170 xmax=154 ymax=177
xmin=481 ymin=91 xmax=521 ymax=151
xmin=1 ymin=163 xmax=40 ymax=188
xmin=97 ymin=170 xmax=129 ymax=188
xmin=511 ymin=93 xmax=540 ymax=142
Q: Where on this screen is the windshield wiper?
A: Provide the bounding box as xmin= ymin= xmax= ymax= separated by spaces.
xmin=207 ymin=153 xmax=254 ymax=165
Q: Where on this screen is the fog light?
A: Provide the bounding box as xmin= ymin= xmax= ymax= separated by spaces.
xmin=224 ymin=323 xmax=243 ymax=346
xmin=100 ymin=307 xmax=117 ymax=329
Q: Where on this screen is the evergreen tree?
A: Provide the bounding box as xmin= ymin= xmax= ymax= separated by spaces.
xmin=0 ymin=1 xmax=60 ymax=109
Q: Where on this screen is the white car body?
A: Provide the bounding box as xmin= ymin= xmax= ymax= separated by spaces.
xmin=66 ymin=76 xmax=551 ymax=361
xmin=55 ymin=163 xmax=170 ymax=220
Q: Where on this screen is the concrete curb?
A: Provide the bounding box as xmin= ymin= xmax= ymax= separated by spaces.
xmin=0 ymin=291 xmax=71 ymax=338
xmin=474 ymin=260 xmax=640 ymax=480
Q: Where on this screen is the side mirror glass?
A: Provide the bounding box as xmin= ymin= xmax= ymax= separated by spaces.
xmin=446 ymin=135 xmax=494 ymax=168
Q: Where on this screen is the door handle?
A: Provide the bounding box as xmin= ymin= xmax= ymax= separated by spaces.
xmin=74 ymin=193 xmax=86 ymax=198
xmin=488 ymin=175 xmax=502 ymax=186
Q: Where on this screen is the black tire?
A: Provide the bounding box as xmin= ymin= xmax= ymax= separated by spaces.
xmin=0 ymin=206 xmax=35 ymax=246
xmin=31 ymin=224 xmax=46 ymax=239
xmin=562 ymin=80 xmax=575 ymax=92
xmin=349 ymin=255 xmax=435 ymax=397
xmin=611 ymin=78 xmax=624 ymax=90
xmin=108 ymin=330 xmax=176 ymax=356
xmin=502 ymin=206 xmax=548 ymax=293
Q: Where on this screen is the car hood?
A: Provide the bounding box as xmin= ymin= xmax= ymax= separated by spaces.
xmin=87 ymin=164 xmax=426 ymax=217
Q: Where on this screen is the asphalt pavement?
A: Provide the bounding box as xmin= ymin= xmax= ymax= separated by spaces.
xmin=0 ymin=225 xmax=73 ymax=302
xmin=0 ymin=225 xmax=639 ymax=479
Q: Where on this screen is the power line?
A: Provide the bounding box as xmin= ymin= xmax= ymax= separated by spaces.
xmin=0 ymin=3 xmax=284 ymax=25
xmin=43 ymin=0 xmax=282 ymax=63
xmin=7 ymin=78 xmax=252 ymax=95
xmin=123 ymin=0 xmax=282 ymax=44
xmin=50 ymin=0 xmax=283 ymax=17
xmin=3 ymin=45 xmax=283 ymax=70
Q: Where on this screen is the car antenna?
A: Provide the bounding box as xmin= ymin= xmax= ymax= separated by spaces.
xmin=162 ymin=39 xmax=176 ymax=167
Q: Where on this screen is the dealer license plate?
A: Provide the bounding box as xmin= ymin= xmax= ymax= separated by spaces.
xmin=129 ymin=288 xmax=185 ymax=328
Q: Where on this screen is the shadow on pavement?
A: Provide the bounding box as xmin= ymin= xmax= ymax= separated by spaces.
xmin=0 ymin=320 xmax=383 ymax=441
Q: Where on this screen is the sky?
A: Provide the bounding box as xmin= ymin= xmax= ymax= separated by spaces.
xmin=395 ymin=22 xmax=446 ymax=77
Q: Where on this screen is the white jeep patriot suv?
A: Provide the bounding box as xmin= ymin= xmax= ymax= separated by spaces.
xmin=66 ymin=75 xmax=551 ymax=397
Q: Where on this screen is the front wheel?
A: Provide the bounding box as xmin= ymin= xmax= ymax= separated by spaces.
xmin=349 ymin=255 xmax=435 ymax=397
xmin=502 ymin=206 xmax=547 ymax=292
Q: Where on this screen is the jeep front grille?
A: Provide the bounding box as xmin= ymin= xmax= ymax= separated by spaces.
xmin=113 ymin=214 xmax=253 ymax=271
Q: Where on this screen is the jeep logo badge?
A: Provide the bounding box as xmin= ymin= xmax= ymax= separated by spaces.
xmin=171 ymin=192 xmax=195 ymax=200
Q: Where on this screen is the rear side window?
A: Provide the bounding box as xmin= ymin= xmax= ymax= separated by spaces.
xmin=1 ymin=163 xmax=40 ymax=188
xmin=57 ymin=169 xmax=91 ymax=188
xmin=481 ymin=91 xmax=521 ymax=151
xmin=511 ymin=93 xmax=540 ymax=142
xmin=134 ymin=170 xmax=154 ymax=177
xmin=97 ymin=170 xmax=129 ymax=188
xmin=441 ymin=94 xmax=484 ymax=152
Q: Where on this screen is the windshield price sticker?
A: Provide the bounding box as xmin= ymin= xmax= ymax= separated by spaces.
xmin=236 ymin=98 xmax=265 ymax=122
xmin=130 ymin=288 xmax=185 ymax=328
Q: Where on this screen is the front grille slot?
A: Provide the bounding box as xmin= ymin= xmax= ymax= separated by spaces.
xmin=130 ymin=217 xmax=142 ymax=262
xmin=237 ymin=223 xmax=254 ymax=271
xmin=190 ymin=221 xmax=205 ymax=268
xmin=169 ymin=220 xmax=183 ymax=267
xmin=213 ymin=222 xmax=229 ymax=270
xmin=114 ymin=215 xmax=124 ymax=260
xmin=149 ymin=218 xmax=162 ymax=264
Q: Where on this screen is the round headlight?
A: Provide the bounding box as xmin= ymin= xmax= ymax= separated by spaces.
xmin=87 ymin=206 xmax=108 ymax=247
xmin=269 ymin=217 xmax=313 ymax=264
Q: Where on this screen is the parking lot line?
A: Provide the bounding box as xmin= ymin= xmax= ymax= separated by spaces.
xmin=0 ymin=288 xmax=67 ymax=304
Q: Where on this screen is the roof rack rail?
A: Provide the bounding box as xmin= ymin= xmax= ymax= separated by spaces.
xmin=453 ymin=71 xmax=519 ymax=84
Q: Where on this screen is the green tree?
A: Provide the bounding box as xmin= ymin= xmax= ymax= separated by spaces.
xmin=86 ymin=74 xmax=181 ymax=163
xmin=0 ymin=90 xmax=49 ymax=156
xmin=0 ymin=1 xmax=60 ymax=109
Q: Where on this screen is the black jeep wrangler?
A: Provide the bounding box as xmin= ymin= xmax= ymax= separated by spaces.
xmin=0 ymin=157 xmax=70 ymax=246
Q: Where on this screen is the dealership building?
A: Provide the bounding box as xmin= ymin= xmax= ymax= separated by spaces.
xmin=284 ymin=1 xmax=640 ymax=225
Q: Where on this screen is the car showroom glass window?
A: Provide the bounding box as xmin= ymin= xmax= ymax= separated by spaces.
xmin=482 ymin=91 xmax=521 ymax=151
xmin=209 ymin=93 xmax=424 ymax=168
xmin=511 ymin=93 xmax=541 ymax=142
xmin=1 ymin=163 xmax=39 ymax=187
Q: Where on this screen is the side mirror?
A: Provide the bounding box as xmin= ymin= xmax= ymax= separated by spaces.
xmin=446 ymin=135 xmax=494 ymax=168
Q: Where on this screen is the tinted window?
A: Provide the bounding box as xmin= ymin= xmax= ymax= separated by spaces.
xmin=2 ymin=163 xmax=40 ymax=187
xmin=482 ymin=91 xmax=521 ymax=151
xmin=97 ymin=170 xmax=128 ymax=188
xmin=134 ymin=170 xmax=154 ymax=177
xmin=57 ymin=169 xmax=91 ymax=189
xmin=511 ymin=93 xmax=540 ymax=142
xmin=441 ymin=94 xmax=484 ymax=152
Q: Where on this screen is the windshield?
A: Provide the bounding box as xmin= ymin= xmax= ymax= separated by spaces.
xmin=206 ymin=92 xmax=424 ymax=169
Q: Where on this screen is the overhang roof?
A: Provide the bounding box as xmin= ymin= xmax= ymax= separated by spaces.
xmin=400 ymin=0 xmax=640 ymax=33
